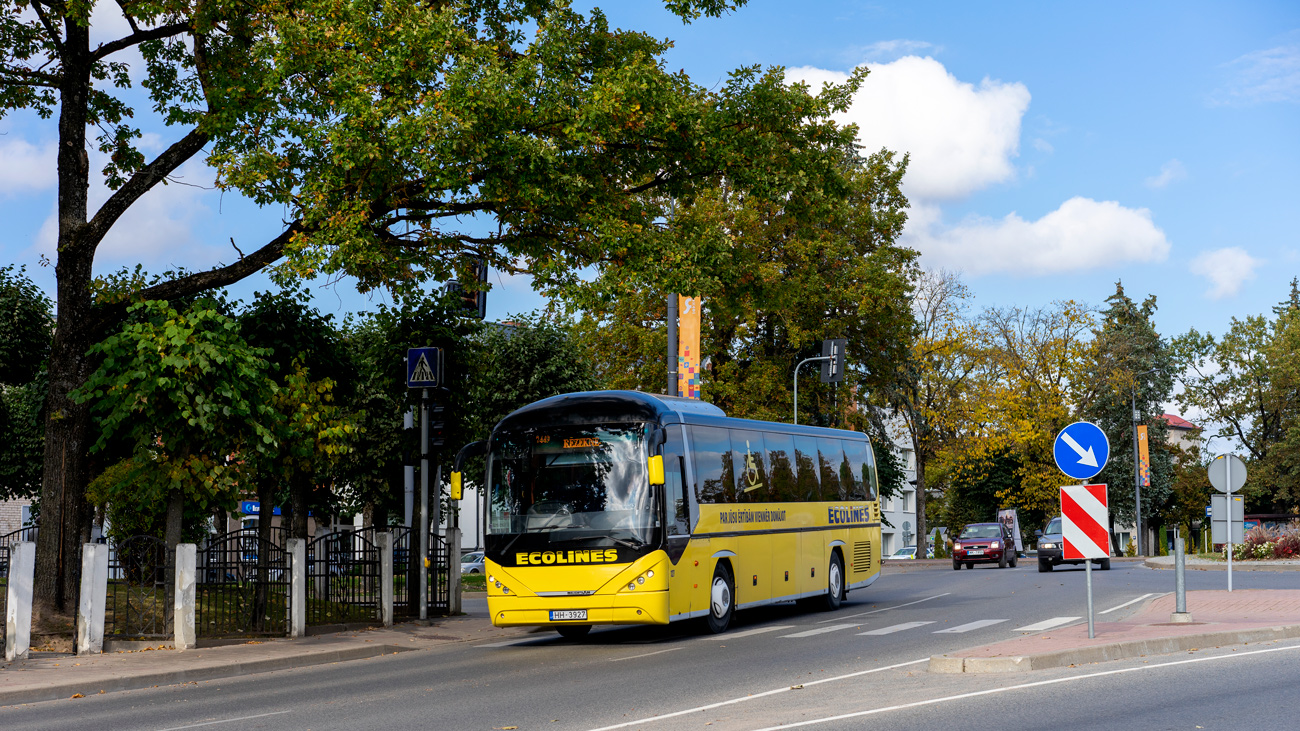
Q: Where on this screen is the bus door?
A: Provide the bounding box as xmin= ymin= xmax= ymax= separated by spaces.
xmin=762 ymin=432 xmax=799 ymax=599
xmin=730 ymin=429 xmax=771 ymax=608
xmin=663 ymin=424 xmax=697 ymax=617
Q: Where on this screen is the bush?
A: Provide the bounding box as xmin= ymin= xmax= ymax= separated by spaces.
xmin=1274 ymin=527 xmax=1300 ymax=559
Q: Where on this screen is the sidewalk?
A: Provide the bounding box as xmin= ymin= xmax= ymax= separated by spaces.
xmin=931 ymin=589 xmax=1300 ymax=673
xmin=0 ymin=595 xmax=525 ymax=706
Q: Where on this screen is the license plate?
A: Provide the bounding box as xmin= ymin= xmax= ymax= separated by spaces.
xmin=550 ymin=610 xmax=587 ymax=621
xmin=968 ymin=549 xmax=984 ymax=556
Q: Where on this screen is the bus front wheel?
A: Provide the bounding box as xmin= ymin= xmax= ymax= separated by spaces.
xmin=706 ymin=563 xmax=735 ymax=634
xmin=820 ymin=553 xmax=845 ymax=611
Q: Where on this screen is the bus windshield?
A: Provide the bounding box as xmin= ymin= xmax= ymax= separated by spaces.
xmin=486 ymin=424 xmax=659 ymax=550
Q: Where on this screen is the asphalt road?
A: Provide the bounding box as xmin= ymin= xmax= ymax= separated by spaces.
xmin=5 ymin=560 xmax=1300 ymax=731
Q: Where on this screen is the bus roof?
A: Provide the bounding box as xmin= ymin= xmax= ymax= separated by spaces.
xmin=492 ymin=390 xmax=870 ymax=442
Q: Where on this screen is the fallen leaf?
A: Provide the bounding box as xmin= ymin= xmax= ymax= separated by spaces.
xmin=70 ymin=693 xmax=84 ymax=699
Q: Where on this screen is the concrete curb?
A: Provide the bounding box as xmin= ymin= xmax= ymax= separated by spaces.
xmin=0 ymin=644 xmax=414 ymax=706
xmin=929 ymin=623 xmax=1300 ymax=674
xmin=1143 ymin=559 xmax=1300 ymax=571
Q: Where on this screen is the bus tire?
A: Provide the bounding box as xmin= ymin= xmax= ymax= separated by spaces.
xmin=820 ymin=553 xmax=844 ymax=611
xmin=706 ymin=563 xmax=735 ymax=634
xmin=556 ymin=624 xmax=591 ymax=639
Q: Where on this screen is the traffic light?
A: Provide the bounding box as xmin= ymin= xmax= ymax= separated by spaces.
xmin=444 ymin=259 xmax=488 ymax=319
xmin=428 ymin=401 xmax=448 ymax=448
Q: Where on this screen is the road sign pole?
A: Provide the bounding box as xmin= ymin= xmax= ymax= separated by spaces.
xmin=419 ymin=388 xmax=429 ymax=620
xmin=1226 ymin=457 xmax=1233 ymax=593
xmin=1085 ymin=556 xmax=1095 ymax=639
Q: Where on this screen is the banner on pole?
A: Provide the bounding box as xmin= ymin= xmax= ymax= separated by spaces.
xmin=1137 ymin=425 xmax=1151 ymax=487
xmin=1061 ymin=484 xmax=1110 ymax=560
xmin=677 ymin=295 xmax=702 ymax=400
xmin=997 ymin=508 xmax=1023 ymax=552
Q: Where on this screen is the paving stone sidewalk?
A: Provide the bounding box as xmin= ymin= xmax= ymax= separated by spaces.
xmin=931 ymin=589 xmax=1300 ymax=673
xmin=0 ymin=604 xmax=525 ymax=706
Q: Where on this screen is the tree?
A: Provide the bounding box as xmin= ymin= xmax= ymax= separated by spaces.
xmin=72 ymin=300 xmax=278 ymax=551
xmin=1076 ymin=282 xmax=1174 ymax=555
xmin=4 ymin=0 xmax=869 ymax=611
xmin=883 ymin=270 xmax=984 ymax=560
xmin=0 ymin=266 xmax=52 ymax=501
xmin=1174 ymin=281 xmax=1300 ymax=512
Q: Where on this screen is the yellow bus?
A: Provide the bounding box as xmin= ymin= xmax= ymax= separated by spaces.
xmin=451 ymin=390 xmax=881 ymax=636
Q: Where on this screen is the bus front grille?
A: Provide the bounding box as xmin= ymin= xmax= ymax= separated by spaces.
xmin=852 ymin=542 xmax=872 ymax=573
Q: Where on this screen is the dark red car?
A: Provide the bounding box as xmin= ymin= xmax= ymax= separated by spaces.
xmin=952 ymin=522 xmax=1017 ymax=569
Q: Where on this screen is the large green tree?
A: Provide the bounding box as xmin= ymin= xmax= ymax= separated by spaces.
xmin=3 ymin=0 xmax=868 ymax=611
xmin=1076 ymin=282 xmax=1174 ymax=555
xmin=0 ymin=266 xmax=52 ymax=502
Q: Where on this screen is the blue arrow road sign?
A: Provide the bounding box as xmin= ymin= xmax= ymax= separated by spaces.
xmin=1053 ymin=421 xmax=1110 ymax=480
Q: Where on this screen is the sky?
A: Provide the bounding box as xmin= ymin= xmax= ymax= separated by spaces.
xmin=2 ymin=1 xmax=1298 ymax=382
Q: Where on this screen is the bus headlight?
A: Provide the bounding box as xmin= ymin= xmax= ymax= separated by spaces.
xmin=637 ymin=576 xmax=645 ymax=585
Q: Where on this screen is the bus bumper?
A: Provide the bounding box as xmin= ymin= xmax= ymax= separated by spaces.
xmin=488 ymin=591 xmax=670 ymax=627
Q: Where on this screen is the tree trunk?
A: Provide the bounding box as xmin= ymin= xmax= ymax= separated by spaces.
xmin=34 ymin=18 xmax=95 ymax=618
xmin=914 ymin=441 xmax=928 ymax=560
xmin=1109 ymin=513 xmax=1121 ymax=556
xmin=290 ymin=473 xmax=310 ymax=540
xmin=164 ymin=492 xmax=184 ymax=552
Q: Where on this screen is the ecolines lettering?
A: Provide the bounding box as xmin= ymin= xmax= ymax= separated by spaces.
xmin=827 ymin=506 xmax=870 ymax=525
xmin=515 ymin=549 xmax=619 ymax=566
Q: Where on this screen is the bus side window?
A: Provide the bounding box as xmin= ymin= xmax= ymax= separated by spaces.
xmin=817 ymin=438 xmax=845 ymax=500
xmin=764 ymin=432 xmax=797 ymax=502
xmin=731 ymin=429 xmax=770 ymax=503
xmin=793 ymin=435 xmax=821 ymax=501
xmin=691 ymin=426 xmax=734 ymax=504
xmin=663 ymin=429 xmax=690 ymax=535
xmin=842 ymin=440 xmax=873 ymax=500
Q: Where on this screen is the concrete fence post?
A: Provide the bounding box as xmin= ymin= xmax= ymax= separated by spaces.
xmin=4 ymin=541 xmax=35 ymax=661
xmin=75 ymin=543 xmax=109 ymax=656
xmin=174 ymin=544 xmax=197 ymax=650
xmin=448 ymin=527 xmax=462 ymax=615
xmin=378 ymin=532 xmax=393 ymax=627
xmin=286 ymin=539 xmax=306 ymax=638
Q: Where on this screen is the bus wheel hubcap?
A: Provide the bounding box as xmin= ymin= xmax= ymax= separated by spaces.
xmin=712 ymin=578 xmax=730 ymax=616
xmin=831 ymin=564 xmax=841 ymax=595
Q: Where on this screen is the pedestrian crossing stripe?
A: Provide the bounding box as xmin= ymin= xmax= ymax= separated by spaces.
xmin=1016 ymin=616 xmax=1081 ymax=632
xmin=933 ymin=619 xmax=1008 ymax=633
xmin=858 ymin=622 xmax=934 ymax=636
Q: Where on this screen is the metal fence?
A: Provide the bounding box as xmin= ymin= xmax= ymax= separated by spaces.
xmin=428 ymin=532 xmax=451 ymax=616
xmin=196 ymin=529 xmax=290 ymax=637
xmin=387 ymin=526 xmax=418 ymax=618
xmin=105 ymin=536 xmax=174 ymax=640
xmin=306 ymin=529 xmax=382 ymax=626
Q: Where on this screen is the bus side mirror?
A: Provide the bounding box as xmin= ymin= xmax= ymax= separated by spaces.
xmin=648 ymin=455 xmax=665 ymax=486
xmin=451 ymin=471 xmax=463 ymax=500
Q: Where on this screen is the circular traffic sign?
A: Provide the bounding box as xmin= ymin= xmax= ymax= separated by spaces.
xmin=1207 ymin=454 xmax=1247 ymax=493
xmin=1053 ymin=421 xmax=1110 ymax=481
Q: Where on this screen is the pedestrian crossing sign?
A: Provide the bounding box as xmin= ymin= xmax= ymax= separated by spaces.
xmin=406 ymin=347 xmax=443 ymax=388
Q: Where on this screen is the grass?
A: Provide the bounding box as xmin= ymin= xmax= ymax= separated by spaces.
xmin=462 ymin=573 xmax=487 ymax=592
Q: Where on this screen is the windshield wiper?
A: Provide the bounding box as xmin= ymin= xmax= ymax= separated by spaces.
xmin=607 ymin=536 xmax=645 ymax=549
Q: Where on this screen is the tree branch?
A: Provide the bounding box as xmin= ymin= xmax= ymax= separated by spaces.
xmin=81 ymin=127 xmax=210 ymax=252
xmin=30 ymin=3 xmax=65 ymax=59
xmin=92 ymin=22 xmax=191 ymax=62
xmin=90 ymin=223 xmax=300 ymax=334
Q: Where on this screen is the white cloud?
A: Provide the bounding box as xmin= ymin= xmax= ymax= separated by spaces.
xmin=1212 ymin=35 xmax=1300 ymax=105
xmin=1032 ymin=138 xmax=1054 ymax=153
xmin=902 ymin=197 xmax=1171 ymax=276
xmin=0 ymin=138 xmax=57 ymax=193
xmin=789 ymin=56 xmax=1030 ymax=200
xmin=855 ymin=40 xmax=936 ymax=62
xmin=1145 ymin=159 xmax=1187 ymax=189
xmin=1189 ymin=247 xmax=1260 ymax=300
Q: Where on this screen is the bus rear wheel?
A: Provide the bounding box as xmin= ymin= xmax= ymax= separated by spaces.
xmin=706 ymin=563 xmax=735 ymax=634
xmin=819 ymin=553 xmax=844 ymax=611
xmin=556 ymin=624 xmax=591 ymax=639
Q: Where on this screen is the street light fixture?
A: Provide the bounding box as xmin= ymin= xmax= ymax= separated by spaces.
xmin=1131 ymin=367 xmax=1161 ymax=556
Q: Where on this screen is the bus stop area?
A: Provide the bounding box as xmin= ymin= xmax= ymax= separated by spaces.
xmin=931 ymin=589 xmax=1300 ymax=674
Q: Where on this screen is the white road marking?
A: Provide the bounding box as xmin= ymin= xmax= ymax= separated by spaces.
xmin=610 ymin=647 xmax=681 ymax=662
xmin=1015 ymin=617 xmax=1081 ymax=632
xmin=858 ymin=621 xmax=934 ymax=636
xmin=781 ymin=624 xmax=860 ymax=638
xmin=697 ymin=625 xmax=796 ymax=640
xmin=749 ymin=641 xmax=1300 ymax=730
xmin=1099 ymin=592 xmax=1161 ymax=614
xmin=156 ymin=711 xmax=294 ymax=731
xmin=819 ymin=593 xmax=951 ymax=623
xmin=933 ymin=619 xmax=1008 ymax=633
xmin=584 ymin=658 xmax=929 ymax=731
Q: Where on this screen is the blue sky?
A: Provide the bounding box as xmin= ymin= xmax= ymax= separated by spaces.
xmin=1 ymin=1 xmax=1297 ymax=346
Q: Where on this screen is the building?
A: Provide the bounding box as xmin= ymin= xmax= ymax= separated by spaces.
xmin=879 ymin=435 xmax=918 ymax=557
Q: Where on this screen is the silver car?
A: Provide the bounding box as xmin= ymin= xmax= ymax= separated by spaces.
xmin=460 ymin=551 xmax=485 ymax=574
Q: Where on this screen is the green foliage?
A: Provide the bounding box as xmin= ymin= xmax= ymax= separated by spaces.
xmin=72 ymin=300 xmax=278 ymax=515
xmin=87 ymin=460 xmax=209 ymax=545
xmin=942 ymin=447 xmax=1020 ymax=534
xmin=0 ymin=265 xmax=53 ymax=385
